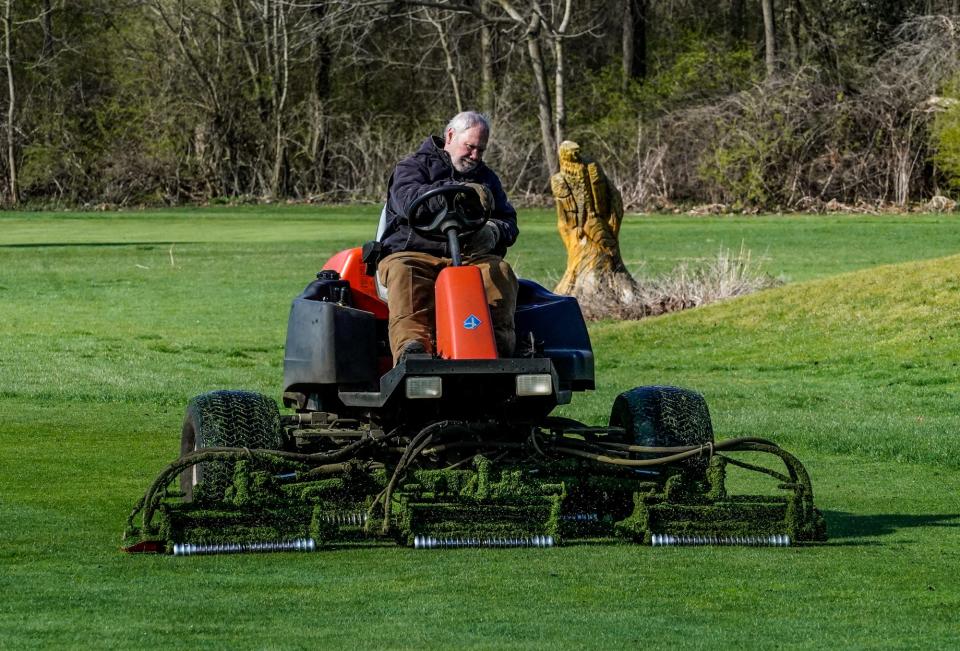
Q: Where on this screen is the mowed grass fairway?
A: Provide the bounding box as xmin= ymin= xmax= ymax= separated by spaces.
xmin=1 ymin=207 xmax=959 ymax=649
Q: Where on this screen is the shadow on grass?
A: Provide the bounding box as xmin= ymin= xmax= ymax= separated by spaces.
xmin=823 ymin=510 xmax=960 ymax=540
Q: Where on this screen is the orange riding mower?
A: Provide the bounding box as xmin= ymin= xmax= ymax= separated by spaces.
xmin=124 ymin=185 xmax=825 ymax=555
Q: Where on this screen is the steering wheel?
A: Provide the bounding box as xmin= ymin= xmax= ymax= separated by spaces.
xmin=405 ymin=184 xmax=488 ymax=242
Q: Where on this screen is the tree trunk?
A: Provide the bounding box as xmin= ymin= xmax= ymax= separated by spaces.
xmin=622 ymin=0 xmax=647 ymax=85
xmin=784 ymin=0 xmax=800 ymax=69
xmin=554 ymin=40 xmax=564 ymax=145
xmin=480 ymin=1 xmax=496 ymax=116
xmin=428 ymin=10 xmax=463 ymax=113
xmin=3 ymin=0 xmax=17 ymax=205
xmin=524 ymin=9 xmax=558 ymax=176
xmin=553 ymin=0 xmax=572 ymax=146
xmin=41 ymin=0 xmax=53 ymax=57
xmin=551 ymin=141 xmax=640 ymax=318
xmin=729 ymin=0 xmax=746 ymax=42
xmin=494 ymin=1 xmax=558 ymax=174
xmin=270 ymin=2 xmax=290 ymax=198
xmin=309 ymin=2 xmax=333 ymax=192
xmin=762 ymin=0 xmax=777 ymax=78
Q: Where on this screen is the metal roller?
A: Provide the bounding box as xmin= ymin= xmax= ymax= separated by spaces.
xmin=320 ymin=512 xmax=368 ymax=526
xmin=173 ymin=538 xmax=317 ymax=556
xmin=650 ymin=533 xmax=790 ymax=547
xmin=413 ymin=535 xmax=555 ymax=549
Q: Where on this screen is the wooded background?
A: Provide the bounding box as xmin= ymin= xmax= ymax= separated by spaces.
xmin=4 ymin=1 xmax=960 ymax=209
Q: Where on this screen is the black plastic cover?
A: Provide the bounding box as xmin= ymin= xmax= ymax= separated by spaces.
xmin=361 ymin=241 xmax=382 ymax=276
xmin=514 ymin=280 xmax=595 ymax=390
xmin=283 ymin=299 xmax=377 ymax=392
xmin=299 ymin=275 xmax=352 ymax=305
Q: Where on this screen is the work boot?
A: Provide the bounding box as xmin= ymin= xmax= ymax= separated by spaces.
xmin=397 ymin=340 xmax=427 ymax=365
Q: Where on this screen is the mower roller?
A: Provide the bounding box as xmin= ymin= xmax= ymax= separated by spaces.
xmin=123 ymin=185 xmax=826 ymax=554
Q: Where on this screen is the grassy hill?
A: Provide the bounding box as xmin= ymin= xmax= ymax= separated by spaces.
xmin=0 ymin=210 xmax=958 ymax=649
xmin=580 ymin=254 xmax=960 ymax=469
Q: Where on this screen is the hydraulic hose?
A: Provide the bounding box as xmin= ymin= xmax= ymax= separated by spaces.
xmin=127 ymin=428 xmax=394 ymax=538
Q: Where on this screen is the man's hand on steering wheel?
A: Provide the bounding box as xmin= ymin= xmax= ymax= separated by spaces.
xmin=458 ymin=183 xmax=499 ymax=255
xmin=462 ymin=182 xmax=494 ymax=216
xmin=405 ymin=183 xmax=488 ymax=242
xmin=460 ymin=221 xmax=500 ymax=256
xmin=417 ymin=182 xmax=490 ymax=220
xmin=404 ymin=183 xmax=500 ymax=259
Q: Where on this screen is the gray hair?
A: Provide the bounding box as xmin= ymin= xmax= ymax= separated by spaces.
xmin=445 ymin=110 xmax=491 ymax=135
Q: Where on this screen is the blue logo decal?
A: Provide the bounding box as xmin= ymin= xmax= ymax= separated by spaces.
xmin=463 ymin=314 xmax=482 ymax=330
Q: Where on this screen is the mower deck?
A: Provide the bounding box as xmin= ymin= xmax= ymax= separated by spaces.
xmin=123 ymin=417 xmax=825 ymax=554
xmin=122 ymin=237 xmax=826 ymax=556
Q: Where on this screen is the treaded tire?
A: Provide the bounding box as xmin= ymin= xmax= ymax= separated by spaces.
xmin=609 ymin=385 xmax=714 ymax=476
xmin=179 ymin=390 xmax=283 ymax=502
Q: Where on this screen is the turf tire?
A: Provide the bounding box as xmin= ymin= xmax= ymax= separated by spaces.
xmin=609 ymin=385 xmax=714 ymax=477
xmin=179 ymin=390 xmax=283 ymax=502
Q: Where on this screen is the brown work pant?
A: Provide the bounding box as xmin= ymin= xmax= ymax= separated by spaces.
xmin=378 ymin=251 xmax=518 ymax=363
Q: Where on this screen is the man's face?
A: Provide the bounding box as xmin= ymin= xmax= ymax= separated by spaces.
xmin=444 ymin=125 xmax=488 ymax=173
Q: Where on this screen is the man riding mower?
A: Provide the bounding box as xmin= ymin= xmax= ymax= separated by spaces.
xmin=122 ymin=180 xmax=825 ymax=555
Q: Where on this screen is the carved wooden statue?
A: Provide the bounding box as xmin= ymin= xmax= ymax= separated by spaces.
xmin=551 ymin=141 xmax=639 ymax=315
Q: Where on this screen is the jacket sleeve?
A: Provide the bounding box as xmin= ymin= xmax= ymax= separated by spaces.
xmin=486 ymin=174 xmax=519 ymax=248
xmin=387 ymin=157 xmax=451 ymax=220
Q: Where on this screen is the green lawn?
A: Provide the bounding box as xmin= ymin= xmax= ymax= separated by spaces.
xmin=1 ymin=208 xmax=958 ymax=649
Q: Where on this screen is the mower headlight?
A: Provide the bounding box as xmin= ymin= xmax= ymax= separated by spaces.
xmin=406 ymin=376 xmax=442 ymax=399
xmin=516 ymin=374 xmax=553 ymax=397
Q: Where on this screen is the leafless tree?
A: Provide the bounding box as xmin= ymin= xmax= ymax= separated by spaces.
xmin=762 ymin=0 xmax=777 ymax=78
xmin=495 ymin=0 xmax=577 ymax=176
xmin=142 ymin=0 xmax=336 ymax=198
xmin=2 ymin=0 xmax=17 ymax=205
xmin=352 ymin=0 xmax=582 ymax=177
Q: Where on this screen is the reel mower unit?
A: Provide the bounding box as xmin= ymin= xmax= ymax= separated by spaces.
xmin=123 ymin=187 xmax=825 ymax=554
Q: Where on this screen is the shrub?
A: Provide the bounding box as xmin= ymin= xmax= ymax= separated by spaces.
xmin=930 ymin=77 xmax=960 ymax=192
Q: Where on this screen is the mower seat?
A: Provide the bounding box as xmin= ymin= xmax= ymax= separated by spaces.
xmin=373 ymin=205 xmax=389 ymax=301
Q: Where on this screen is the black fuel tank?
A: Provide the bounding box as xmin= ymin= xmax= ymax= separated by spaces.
xmin=282 ymin=298 xmax=377 ymax=391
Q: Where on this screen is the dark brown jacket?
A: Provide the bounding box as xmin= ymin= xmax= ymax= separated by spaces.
xmin=380 ymin=135 xmax=518 ymax=258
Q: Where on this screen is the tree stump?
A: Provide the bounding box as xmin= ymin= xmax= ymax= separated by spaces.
xmin=550 ymin=140 xmax=642 ymax=318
